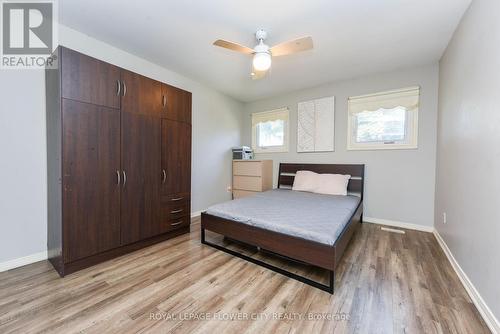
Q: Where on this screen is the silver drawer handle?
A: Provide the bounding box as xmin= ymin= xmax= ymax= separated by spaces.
xmin=171 ymin=197 xmax=184 ymax=201
xmin=116 ymin=80 xmax=121 ymax=96
xmin=162 ymin=95 xmax=166 ymax=107
xmin=122 ymin=81 xmax=127 ymax=96
xmin=122 ymin=170 xmax=127 ymax=187
xmin=162 ymin=169 xmax=167 ymax=184
xmin=116 ymin=170 xmax=121 ymax=185
xmin=170 ymin=209 xmax=183 ymax=214
xmin=171 ymin=220 xmax=183 ymax=226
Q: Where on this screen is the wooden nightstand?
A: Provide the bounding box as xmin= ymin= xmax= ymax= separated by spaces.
xmin=232 ymin=160 xmax=273 ymax=199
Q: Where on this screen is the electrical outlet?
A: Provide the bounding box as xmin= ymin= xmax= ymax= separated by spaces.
xmin=226 ymin=185 xmax=232 ymax=192
xmin=443 ymin=212 xmax=447 ymax=224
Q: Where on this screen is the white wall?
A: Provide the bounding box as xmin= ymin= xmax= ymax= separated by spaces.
xmin=243 ymin=64 xmax=439 ymax=228
xmin=0 ymin=70 xmax=48 ymax=264
xmin=0 ymin=25 xmax=243 ymax=264
xmin=435 ymin=0 xmax=500 ymax=323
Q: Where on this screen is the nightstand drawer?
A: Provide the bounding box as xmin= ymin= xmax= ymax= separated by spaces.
xmin=233 ymin=190 xmax=258 ymax=199
xmin=233 ymin=175 xmax=262 ymax=192
xmin=233 ymin=161 xmax=262 ymax=176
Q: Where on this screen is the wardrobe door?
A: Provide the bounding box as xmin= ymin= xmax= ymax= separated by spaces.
xmin=183 ymin=91 xmax=192 ymax=124
xmin=62 ymin=99 xmax=121 ymax=262
xmin=120 ymin=114 xmax=162 ymax=244
xmin=161 ymin=119 xmax=191 ymax=196
xmin=121 ymin=70 xmax=162 ymax=116
xmin=161 ymin=84 xmax=191 ymax=124
xmin=61 ymin=47 xmax=121 ymax=109
xmin=119 ymin=70 xmax=163 ymax=243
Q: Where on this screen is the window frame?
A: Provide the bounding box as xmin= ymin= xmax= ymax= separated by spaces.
xmin=251 ymin=108 xmax=289 ymax=153
xmin=347 ymin=87 xmax=419 ymax=151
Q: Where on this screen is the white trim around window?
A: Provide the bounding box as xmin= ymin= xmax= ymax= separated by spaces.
xmin=347 ymin=86 xmax=420 ymax=151
xmin=251 ymin=107 xmax=289 ymax=153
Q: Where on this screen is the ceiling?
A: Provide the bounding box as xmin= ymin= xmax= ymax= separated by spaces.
xmin=60 ymin=0 xmax=471 ymax=102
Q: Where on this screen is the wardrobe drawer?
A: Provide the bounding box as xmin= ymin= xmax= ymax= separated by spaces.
xmin=233 ymin=161 xmax=262 ymax=176
xmin=166 ymin=216 xmax=190 ymax=231
xmin=233 ymin=176 xmax=262 ymax=192
xmin=164 ymin=193 xmax=190 ymax=203
xmin=163 ymin=201 xmax=190 ymax=220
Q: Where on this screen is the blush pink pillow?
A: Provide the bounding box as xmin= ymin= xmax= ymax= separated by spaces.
xmin=292 ymin=170 xmax=318 ymax=192
xmin=313 ymin=173 xmax=351 ymax=196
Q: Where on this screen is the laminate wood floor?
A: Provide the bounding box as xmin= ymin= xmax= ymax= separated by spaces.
xmin=0 ymin=218 xmax=490 ymax=334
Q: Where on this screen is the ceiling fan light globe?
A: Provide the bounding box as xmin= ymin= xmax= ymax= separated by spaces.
xmin=253 ymin=52 xmax=272 ymax=71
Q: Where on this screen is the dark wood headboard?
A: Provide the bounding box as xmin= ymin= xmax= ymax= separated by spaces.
xmin=277 ymin=163 xmax=365 ymax=199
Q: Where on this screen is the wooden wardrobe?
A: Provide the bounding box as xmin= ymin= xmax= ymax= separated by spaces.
xmin=46 ymin=47 xmax=192 ymax=276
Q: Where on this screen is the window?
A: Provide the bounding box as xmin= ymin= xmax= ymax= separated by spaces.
xmin=252 ymin=108 xmax=289 ymax=153
xmin=347 ymin=87 xmax=419 ymax=150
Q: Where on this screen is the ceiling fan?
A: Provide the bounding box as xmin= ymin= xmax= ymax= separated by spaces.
xmin=213 ymin=29 xmax=313 ymax=80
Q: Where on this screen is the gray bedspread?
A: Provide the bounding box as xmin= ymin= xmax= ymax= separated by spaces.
xmin=205 ymin=189 xmax=361 ymax=246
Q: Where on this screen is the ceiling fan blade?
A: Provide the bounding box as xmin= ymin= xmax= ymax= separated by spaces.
xmin=213 ymin=39 xmax=254 ymax=55
xmin=251 ymin=69 xmax=268 ymax=80
xmin=270 ymin=36 xmax=313 ymax=57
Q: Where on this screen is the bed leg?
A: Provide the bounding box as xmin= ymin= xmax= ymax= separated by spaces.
xmin=328 ymin=270 xmax=335 ymax=294
xmin=201 ymin=227 xmax=206 ymax=244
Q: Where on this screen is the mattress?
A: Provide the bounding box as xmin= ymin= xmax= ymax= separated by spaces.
xmin=205 ymin=189 xmax=361 ymax=246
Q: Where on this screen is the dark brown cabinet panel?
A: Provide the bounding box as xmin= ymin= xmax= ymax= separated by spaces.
xmin=161 ymin=84 xmax=191 ymax=124
xmin=121 ymin=70 xmax=162 ymax=116
xmin=162 ymin=194 xmax=191 ymax=223
xmin=62 ymin=99 xmax=121 ymax=262
xmin=159 ymin=214 xmax=191 ymax=233
xmin=61 ymin=47 xmax=121 ymax=109
xmin=184 ymin=91 xmax=192 ymax=124
xmin=161 ymin=119 xmax=191 ymax=195
xmin=120 ymin=112 xmax=161 ymax=244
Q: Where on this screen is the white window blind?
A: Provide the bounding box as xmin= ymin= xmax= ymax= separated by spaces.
xmin=251 ymin=108 xmax=289 ymax=153
xmin=347 ymin=87 xmax=420 ymax=150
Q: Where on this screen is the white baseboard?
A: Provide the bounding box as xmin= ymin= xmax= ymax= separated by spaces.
xmin=0 ymin=250 xmax=48 ymax=273
xmin=191 ymin=210 xmax=203 ymax=218
xmin=363 ymin=216 xmax=434 ymax=233
xmin=434 ymin=231 xmax=499 ymax=334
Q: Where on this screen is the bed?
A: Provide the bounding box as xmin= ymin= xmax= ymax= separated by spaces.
xmin=201 ymin=163 xmax=364 ymax=293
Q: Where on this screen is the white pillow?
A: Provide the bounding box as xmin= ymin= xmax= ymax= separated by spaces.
xmin=313 ymin=173 xmax=351 ymax=196
xmin=292 ymin=170 xmax=318 ymax=192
